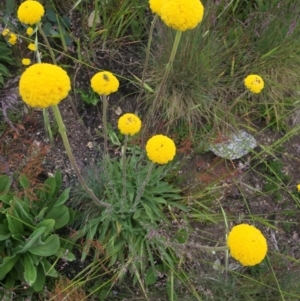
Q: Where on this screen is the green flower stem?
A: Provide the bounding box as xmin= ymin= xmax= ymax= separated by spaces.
xmin=121 ymin=135 xmax=128 ymax=210
xmin=228 ymin=90 xmax=248 ymax=113
xmin=196 ymin=245 xmax=228 ymax=253
xmin=38 ymin=23 xmax=56 ymax=64
xmin=43 ymin=109 xmax=53 ymax=144
xmin=134 ymin=161 xmax=155 ymax=206
xmin=142 ymin=30 xmax=182 ymax=143
xmin=35 ymin=28 xmax=54 ymax=144
xmin=136 ymin=14 xmax=158 ymax=110
xmin=51 ymin=104 xmax=111 ymax=209
xmin=151 ymin=30 xmax=182 ymax=112
xmin=102 ymin=95 xmax=108 ymax=154
xmin=38 ymin=24 xmax=80 ymax=127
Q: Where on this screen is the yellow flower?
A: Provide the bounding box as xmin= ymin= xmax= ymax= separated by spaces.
xmin=160 ymin=0 xmax=204 ymax=31
xmin=26 ymin=27 xmax=34 ymax=36
xmin=19 ymin=63 xmax=71 ymax=108
xmin=297 ymin=184 xmax=300 ymax=191
xmin=146 ymin=134 xmax=176 ymax=164
xmin=22 ymin=58 xmax=31 ymax=66
xmin=2 ymin=28 xmax=10 ymax=36
xmin=91 ymin=71 xmax=119 ymax=96
xmin=17 ymin=0 xmax=45 ymax=25
xmin=149 ymin=0 xmax=165 ymax=16
xmin=118 ymin=113 xmax=142 ymax=136
xmin=8 ymin=33 xmax=17 ymax=45
xmin=244 ymin=74 xmax=264 ymax=94
xmin=28 ymin=43 xmax=36 ymax=51
xmin=227 ymin=224 xmax=268 ymax=266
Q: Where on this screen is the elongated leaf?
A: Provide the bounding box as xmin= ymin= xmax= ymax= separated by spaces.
xmin=0 ymin=255 xmax=19 ymax=280
xmin=28 ymin=234 xmax=60 ymax=256
xmin=54 ymin=187 xmax=70 ymax=207
xmin=0 ymin=224 xmax=10 ymax=241
xmin=54 ymin=171 xmax=62 ymax=196
xmin=14 ymin=227 xmax=46 ymax=254
xmin=33 ymin=264 xmax=45 ymax=292
xmin=11 ymin=197 xmax=33 ymax=226
xmin=19 ymin=174 xmax=30 ymax=189
xmin=55 ymin=248 xmax=76 ymax=261
xmin=40 ymin=258 xmax=58 ymax=277
xmin=145 ymin=266 xmax=157 ymax=285
xmin=0 ymin=175 xmax=11 ymax=194
xmin=44 ymin=177 xmax=56 ymax=198
xmin=35 ymin=219 xmax=55 ymax=234
xmin=7 ymin=215 xmax=24 ymax=235
xmin=0 ymin=64 xmax=11 ymax=77
xmin=23 ymin=253 xmax=37 ymax=286
xmin=46 ymin=206 xmax=70 ymax=229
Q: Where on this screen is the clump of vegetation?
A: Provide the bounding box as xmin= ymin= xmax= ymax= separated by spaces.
xmin=1 ymin=0 xmax=300 ymax=300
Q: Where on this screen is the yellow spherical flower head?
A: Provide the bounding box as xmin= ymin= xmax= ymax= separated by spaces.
xmin=118 ymin=113 xmax=142 ymax=136
xmin=149 ymin=0 xmax=165 ymax=16
xmin=146 ymin=134 xmax=176 ymax=164
xmin=8 ymin=33 xmax=17 ymax=45
xmin=28 ymin=43 xmax=36 ymax=51
xmin=91 ymin=71 xmax=119 ymax=96
xmin=17 ymin=0 xmax=45 ymax=25
xmin=19 ymin=63 xmax=71 ymax=108
xmin=244 ymin=74 xmax=264 ymax=94
xmin=26 ymin=27 xmax=34 ymax=36
xmin=227 ymin=224 xmax=268 ymax=266
xmin=2 ymin=28 xmax=10 ymax=36
xmin=22 ymin=58 xmax=31 ymax=66
xmin=160 ymin=0 xmax=204 ymax=31
xmin=297 ymin=184 xmax=300 ymax=192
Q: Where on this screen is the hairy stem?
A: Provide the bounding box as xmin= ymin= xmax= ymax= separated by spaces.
xmin=51 ymin=104 xmax=111 ymax=209
xmin=102 ymin=95 xmax=108 ymax=154
xmin=136 ymin=14 xmax=158 ymax=110
xmin=134 ymin=161 xmax=155 ymax=206
xmin=121 ymin=135 xmax=128 ymax=211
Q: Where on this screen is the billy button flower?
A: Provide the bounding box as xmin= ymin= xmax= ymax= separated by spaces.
xmin=91 ymin=71 xmax=119 ymax=154
xmin=22 ymin=58 xmax=31 ymax=66
xmin=297 ymin=184 xmax=300 ymax=192
xmin=160 ymin=0 xmax=204 ymax=31
xmin=26 ymin=27 xmax=34 ymax=36
xmin=17 ymin=0 xmax=45 ymax=25
xmin=1 ymin=28 xmax=10 ymax=36
xmin=19 ymin=63 xmax=111 ymax=209
xmin=149 ymin=0 xmax=164 ymax=16
xmin=91 ymin=71 xmax=119 ymax=96
xmin=227 ymin=224 xmax=268 ymax=266
xmin=19 ymin=63 xmax=71 ymax=108
xmin=146 ymin=134 xmax=176 ymax=164
xmin=244 ymin=74 xmax=264 ymax=94
xmin=28 ymin=43 xmax=36 ymax=51
xmin=8 ymin=33 xmax=17 ymax=45
xmin=118 ymin=113 xmax=142 ymax=205
xmin=134 ymin=134 xmax=176 ymax=204
xmin=118 ymin=113 xmax=142 ymax=136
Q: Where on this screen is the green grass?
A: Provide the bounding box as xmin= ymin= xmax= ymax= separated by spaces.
xmin=2 ymin=0 xmax=300 ymax=300
xmin=146 ymin=0 xmax=300 ymax=132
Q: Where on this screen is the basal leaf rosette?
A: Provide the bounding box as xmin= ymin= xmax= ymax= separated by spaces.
xmin=91 ymin=71 xmax=119 ymax=96
xmin=19 ymin=63 xmax=71 ymax=108
xmin=17 ymin=0 xmax=45 ymax=25
xmin=160 ymin=0 xmax=204 ymax=31
xmin=118 ymin=113 xmax=142 ymax=136
xmin=227 ymin=224 xmax=268 ymax=266
xmin=244 ymin=74 xmax=264 ymax=94
xmin=146 ymin=134 xmax=176 ymax=164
